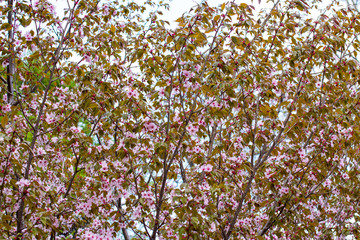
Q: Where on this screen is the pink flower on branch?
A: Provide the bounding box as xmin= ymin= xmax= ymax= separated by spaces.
xmin=25 ymin=32 xmax=33 ymax=41
xmin=144 ymin=121 xmax=158 ymax=132
xmin=186 ymin=124 xmax=198 ymax=136
xmin=182 ymin=70 xmax=195 ymax=79
xmin=16 ymin=179 xmax=30 ymax=189
xmin=200 ymin=164 xmax=213 ymax=173
xmin=126 ymin=88 xmax=139 ymax=99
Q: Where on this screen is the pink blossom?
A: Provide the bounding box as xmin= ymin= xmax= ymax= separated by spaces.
xmin=279 ymin=186 xmax=289 ymax=195
xmin=133 ymin=206 xmax=142 ymax=219
xmin=200 ymin=164 xmax=213 ymax=173
xmin=324 ymin=178 xmax=332 ymax=188
xmin=47 ymin=4 xmax=56 ymax=15
xmin=16 ymin=179 xmax=31 ymax=188
xmin=84 ymin=55 xmax=91 ymax=63
xmin=182 ymin=70 xmax=195 ymax=79
xmin=186 ymin=124 xmax=198 ymax=135
xmin=70 ymin=126 xmax=81 ymax=134
xmin=1 ymin=104 xmax=11 ymax=113
xmin=194 ymin=64 xmax=201 ymax=72
xmin=264 ymin=168 xmax=273 ymax=178
xmin=298 ymin=149 xmax=306 ymax=159
xmin=209 ymin=222 xmax=216 ymax=232
xmin=37 ymin=147 xmax=46 ymax=155
xmin=193 ymin=145 xmax=201 ymax=153
xmin=99 ymin=161 xmax=108 ymax=172
xmin=25 ymin=32 xmax=33 ymax=41
xmin=144 ymin=122 xmax=158 ymax=132
xmin=45 ymin=112 xmax=57 ymax=124
xmin=126 ymin=88 xmax=139 ymax=99
xmin=142 ymin=191 xmax=152 ymax=199
xmin=31 ymin=44 xmax=38 ymax=52
xmin=158 ymin=87 xmax=166 ymax=97
xmin=103 ymin=5 xmax=110 ymax=15
xmin=2 ymin=59 xmax=9 ymax=68
xmin=38 ymin=160 xmax=48 ymax=169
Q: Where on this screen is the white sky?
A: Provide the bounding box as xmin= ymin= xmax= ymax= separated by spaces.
xmin=159 ymin=0 xmax=272 ymax=25
xmin=50 ymin=0 xmax=274 ymax=25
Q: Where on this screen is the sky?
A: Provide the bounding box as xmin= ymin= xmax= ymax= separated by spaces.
xmin=49 ymin=0 xmax=274 ymax=25
xmin=154 ymin=0 xmax=273 ymax=25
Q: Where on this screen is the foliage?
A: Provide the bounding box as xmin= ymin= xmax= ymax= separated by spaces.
xmin=1 ymin=0 xmax=360 ymax=239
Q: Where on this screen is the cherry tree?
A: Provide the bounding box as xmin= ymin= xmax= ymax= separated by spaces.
xmin=1 ymin=0 xmax=360 ymax=239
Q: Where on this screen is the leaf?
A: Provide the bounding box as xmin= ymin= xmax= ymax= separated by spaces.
xmin=1 ymin=115 xmax=8 ymax=128
xmin=231 ymin=36 xmax=241 ymax=46
xmin=1 ymin=23 xmax=12 ymax=31
xmin=26 ymin=132 xmax=33 ymax=142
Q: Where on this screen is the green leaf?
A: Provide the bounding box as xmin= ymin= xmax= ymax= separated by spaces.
xmin=1 ymin=115 xmax=8 ymax=128
xmin=231 ymin=36 xmax=241 ymax=46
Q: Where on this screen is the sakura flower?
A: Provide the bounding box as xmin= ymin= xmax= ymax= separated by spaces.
xmin=45 ymin=112 xmax=57 ymax=124
xmin=200 ymin=164 xmax=213 ymax=173
xmin=25 ymin=32 xmax=33 ymax=41
xmin=38 ymin=160 xmax=48 ymax=169
xmin=84 ymin=55 xmax=91 ymax=63
xmin=103 ymin=4 xmax=110 ymax=15
xmin=186 ymin=124 xmax=198 ymax=136
xmin=158 ymin=87 xmax=166 ymax=97
xmin=70 ymin=126 xmax=81 ymax=134
xmin=2 ymin=59 xmax=9 ymax=68
xmin=167 ymin=229 xmax=175 ymax=237
xmin=99 ymin=161 xmax=108 ymax=172
xmin=47 ymin=3 xmax=56 ymax=15
xmin=193 ymin=145 xmax=202 ymax=153
xmin=279 ymin=186 xmax=289 ymax=195
xmin=324 ymin=178 xmax=332 ymax=188
xmin=126 ymin=88 xmax=139 ymax=99
xmin=182 ymin=70 xmax=195 ymax=79
xmin=1 ymin=104 xmax=11 ymax=113
xmin=142 ymin=191 xmax=152 ymax=199
xmin=298 ymin=149 xmax=306 ymax=159
xmin=209 ymin=222 xmax=216 ymax=232
xmin=16 ymin=179 xmax=31 ymax=189
xmin=194 ymin=64 xmax=201 ymax=72
xmin=264 ymin=168 xmax=273 ymax=178
xmin=31 ymin=44 xmax=38 ymax=52
xmin=144 ymin=122 xmax=158 ymax=132
xmin=133 ymin=206 xmax=142 ymax=219
xmin=330 ymin=135 xmax=337 ymax=141
xmin=342 ymin=173 xmax=349 ymax=180
xmin=37 ymin=147 xmax=46 ymax=155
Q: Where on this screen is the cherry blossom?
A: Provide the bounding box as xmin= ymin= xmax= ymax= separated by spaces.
xmin=1 ymin=0 xmax=360 ymax=239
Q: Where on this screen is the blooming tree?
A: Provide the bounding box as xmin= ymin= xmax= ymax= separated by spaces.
xmin=1 ymin=0 xmax=360 ymax=239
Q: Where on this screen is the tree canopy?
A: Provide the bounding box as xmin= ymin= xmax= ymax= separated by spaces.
xmin=1 ymin=0 xmax=360 ymax=239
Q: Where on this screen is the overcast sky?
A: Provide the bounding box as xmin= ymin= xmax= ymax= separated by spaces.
xmin=49 ymin=0 xmax=274 ymax=25
xmin=159 ymin=0 xmax=272 ymax=25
